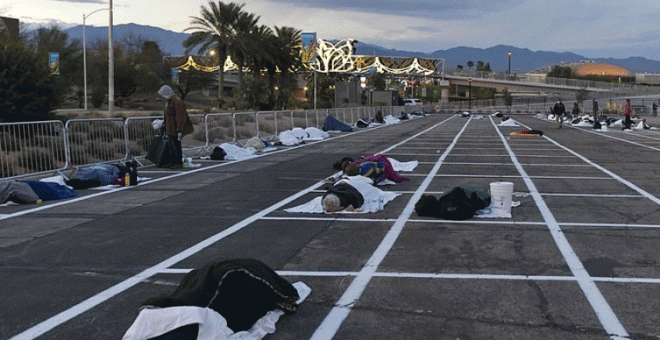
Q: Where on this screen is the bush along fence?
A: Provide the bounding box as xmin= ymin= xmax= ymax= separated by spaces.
xmin=0 ymin=105 xmax=409 ymax=180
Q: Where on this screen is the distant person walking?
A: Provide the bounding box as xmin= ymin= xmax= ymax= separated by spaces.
xmin=553 ymin=99 xmax=566 ymax=128
xmin=157 ymin=85 xmax=194 ymax=168
xmin=623 ymin=99 xmax=632 ymax=130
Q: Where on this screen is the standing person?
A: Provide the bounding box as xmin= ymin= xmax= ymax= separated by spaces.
xmin=623 ymin=99 xmax=632 ymax=130
xmin=653 ymin=101 xmax=657 ymax=116
xmin=553 ymin=99 xmax=566 ymax=128
xmin=571 ymin=102 xmax=580 ymax=119
xmin=157 ymin=85 xmax=194 ymax=168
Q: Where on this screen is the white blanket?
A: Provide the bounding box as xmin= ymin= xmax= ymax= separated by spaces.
xmin=499 ymin=119 xmax=518 ymax=127
xmin=285 ymin=176 xmax=400 ymax=214
xmin=476 ymin=201 xmax=521 ymax=218
xmin=303 ymin=127 xmax=329 ymax=141
xmin=388 ymin=158 xmax=418 ymax=172
xmin=122 ymin=282 xmax=311 ymax=340
xmin=383 ymin=115 xmax=400 ymax=125
xmin=220 ymin=143 xmax=258 ymax=160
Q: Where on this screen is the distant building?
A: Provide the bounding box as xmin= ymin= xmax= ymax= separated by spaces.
xmin=530 ymin=61 xmax=633 ymax=78
xmin=0 ymin=16 xmax=19 ymax=37
xmin=571 ymin=62 xmax=632 ymax=78
xmin=635 ymin=73 xmax=660 ymax=85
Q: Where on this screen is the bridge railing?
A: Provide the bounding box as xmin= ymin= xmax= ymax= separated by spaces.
xmin=446 ymin=70 xmax=658 ymax=95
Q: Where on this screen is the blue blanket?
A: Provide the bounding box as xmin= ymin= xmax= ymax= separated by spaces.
xmin=74 ymin=163 xmax=120 ymax=186
xmin=23 ymin=181 xmax=78 ymax=201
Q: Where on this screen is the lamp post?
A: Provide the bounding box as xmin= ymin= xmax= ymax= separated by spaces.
xmin=468 ymin=77 xmax=472 ymax=110
xmin=83 ymin=7 xmax=109 ymax=111
xmin=507 ymin=51 xmax=512 ymax=77
xmin=108 ymin=0 xmax=114 ymax=115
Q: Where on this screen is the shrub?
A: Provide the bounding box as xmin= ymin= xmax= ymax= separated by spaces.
xmin=91 ymin=87 xmax=105 ymax=109
xmin=0 ymin=44 xmax=63 ymax=122
xmin=21 ymin=147 xmax=56 ymax=172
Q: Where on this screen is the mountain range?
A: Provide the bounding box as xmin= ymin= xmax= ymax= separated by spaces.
xmin=64 ymin=23 xmax=660 ymax=74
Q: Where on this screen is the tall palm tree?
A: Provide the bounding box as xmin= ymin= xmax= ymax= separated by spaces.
xmin=243 ymin=25 xmax=277 ymax=106
xmin=273 ymin=26 xmax=302 ymax=76
xmin=229 ymin=11 xmax=260 ymax=99
xmin=184 ymin=1 xmax=244 ymax=104
xmin=272 ymin=26 xmax=302 ymax=109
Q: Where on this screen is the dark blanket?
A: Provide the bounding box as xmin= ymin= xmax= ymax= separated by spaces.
xmin=322 ymin=115 xmax=353 ymax=132
xmin=323 ymin=182 xmax=364 ymax=209
xmin=141 ymin=258 xmax=299 ymax=333
xmin=22 ymin=181 xmax=78 ymax=201
xmin=415 ymin=186 xmax=490 ymax=220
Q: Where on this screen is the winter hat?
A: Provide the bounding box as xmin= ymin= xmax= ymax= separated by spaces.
xmin=158 ymin=85 xmax=175 ymax=99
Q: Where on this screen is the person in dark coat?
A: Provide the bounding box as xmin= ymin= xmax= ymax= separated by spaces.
xmin=158 ymin=85 xmax=194 ymax=168
xmin=553 ymin=99 xmax=566 ymax=128
xmin=592 ymin=99 xmax=601 ymax=129
xmin=571 ymin=102 xmax=580 ymax=119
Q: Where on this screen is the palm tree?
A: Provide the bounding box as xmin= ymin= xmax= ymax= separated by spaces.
xmin=229 ymin=11 xmax=260 ymax=99
xmin=184 ymin=1 xmax=244 ymax=105
xmin=272 ymin=26 xmax=301 ymax=109
xmin=245 ymin=25 xmax=277 ymax=106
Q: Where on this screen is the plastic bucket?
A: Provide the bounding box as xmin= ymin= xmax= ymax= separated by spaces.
xmin=490 ymin=182 xmax=514 ymax=215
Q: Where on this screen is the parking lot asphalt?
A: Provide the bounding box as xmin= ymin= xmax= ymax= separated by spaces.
xmin=2 ymin=113 xmax=660 ymax=340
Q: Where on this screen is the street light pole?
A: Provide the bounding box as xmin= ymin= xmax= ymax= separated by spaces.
xmin=468 ymin=77 xmax=472 ymax=110
xmin=507 ymin=51 xmax=512 ymax=77
xmin=108 ymin=0 xmax=114 ymax=115
xmin=82 ymin=8 xmax=109 ymax=111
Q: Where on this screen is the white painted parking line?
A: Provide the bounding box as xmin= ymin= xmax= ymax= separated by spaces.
xmin=157 ymin=268 xmax=660 ymax=285
xmin=491 ymin=117 xmax=630 ymax=340
xmin=8 ymin=180 xmax=327 ymax=340
xmin=6 ymin=115 xmax=459 ymax=340
xmin=309 ymin=118 xmax=472 ymax=340
xmin=518 ymin=120 xmax=660 ymax=206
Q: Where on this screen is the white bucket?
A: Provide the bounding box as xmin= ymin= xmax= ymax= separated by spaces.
xmin=490 ymin=182 xmax=514 ymax=215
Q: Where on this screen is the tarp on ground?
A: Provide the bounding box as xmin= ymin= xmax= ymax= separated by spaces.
xmin=322 ymin=116 xmax=353 ymax=132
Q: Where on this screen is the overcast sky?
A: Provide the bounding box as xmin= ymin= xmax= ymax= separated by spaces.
xmin=6 ymin=0 xmax=660 ymax=61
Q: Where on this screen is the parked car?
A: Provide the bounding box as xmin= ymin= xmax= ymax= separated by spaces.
xmin=404 ymin=98 xmax=422 ymax=106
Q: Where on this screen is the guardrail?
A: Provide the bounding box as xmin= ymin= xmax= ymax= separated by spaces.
xmin=1 ymin=106 xmax=407 ymax=180
xmin=0 ymin=121 xmax=68 ymax=179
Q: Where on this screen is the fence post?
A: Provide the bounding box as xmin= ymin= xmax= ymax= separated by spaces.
xmin=256 ymin=112 xmax=261 ymax=138
xmin=232 ymin=112 xmax=237 ymax=143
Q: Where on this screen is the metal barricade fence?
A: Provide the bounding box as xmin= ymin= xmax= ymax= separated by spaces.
xmin=255 ymin=111 xmax=278 ymax=141
xmin=205 ymin=113 xmax=236 ymax=146
xmin=65 ymin=118 xmax=125 ymax=168
xmin=124 ymin=116 xmax=162 ymax=161
xmin=0 ymin=120 xmax=67 ymax=179
xmin=233 ymin=111 xmax=258 ymax=143
xmin=292 ymin=110 xmax=308 ymax=129
xmin=274 ymin=111 xmax=294 ymax=133
xmin=1 ymin=105 xmax=426 ymax=180
xmin=184 ymin=114 xmax=208 ymax=155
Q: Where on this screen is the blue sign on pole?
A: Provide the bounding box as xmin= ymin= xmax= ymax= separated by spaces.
xmin=49 ymin=52 xmax=60 ymax=75
xmin=171 ymin=69 xmax=180 ymax=85
xmin=301 ymin=32 xmax=317 ymax=49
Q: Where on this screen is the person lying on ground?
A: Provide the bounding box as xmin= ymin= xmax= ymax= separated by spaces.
xmin=333 ymin=154 xmax=409 ymax=183
xmin=415 ymin=186 xmax=490 ymax=220
xmin=322 ymin=181 xmax=364 ymax=212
